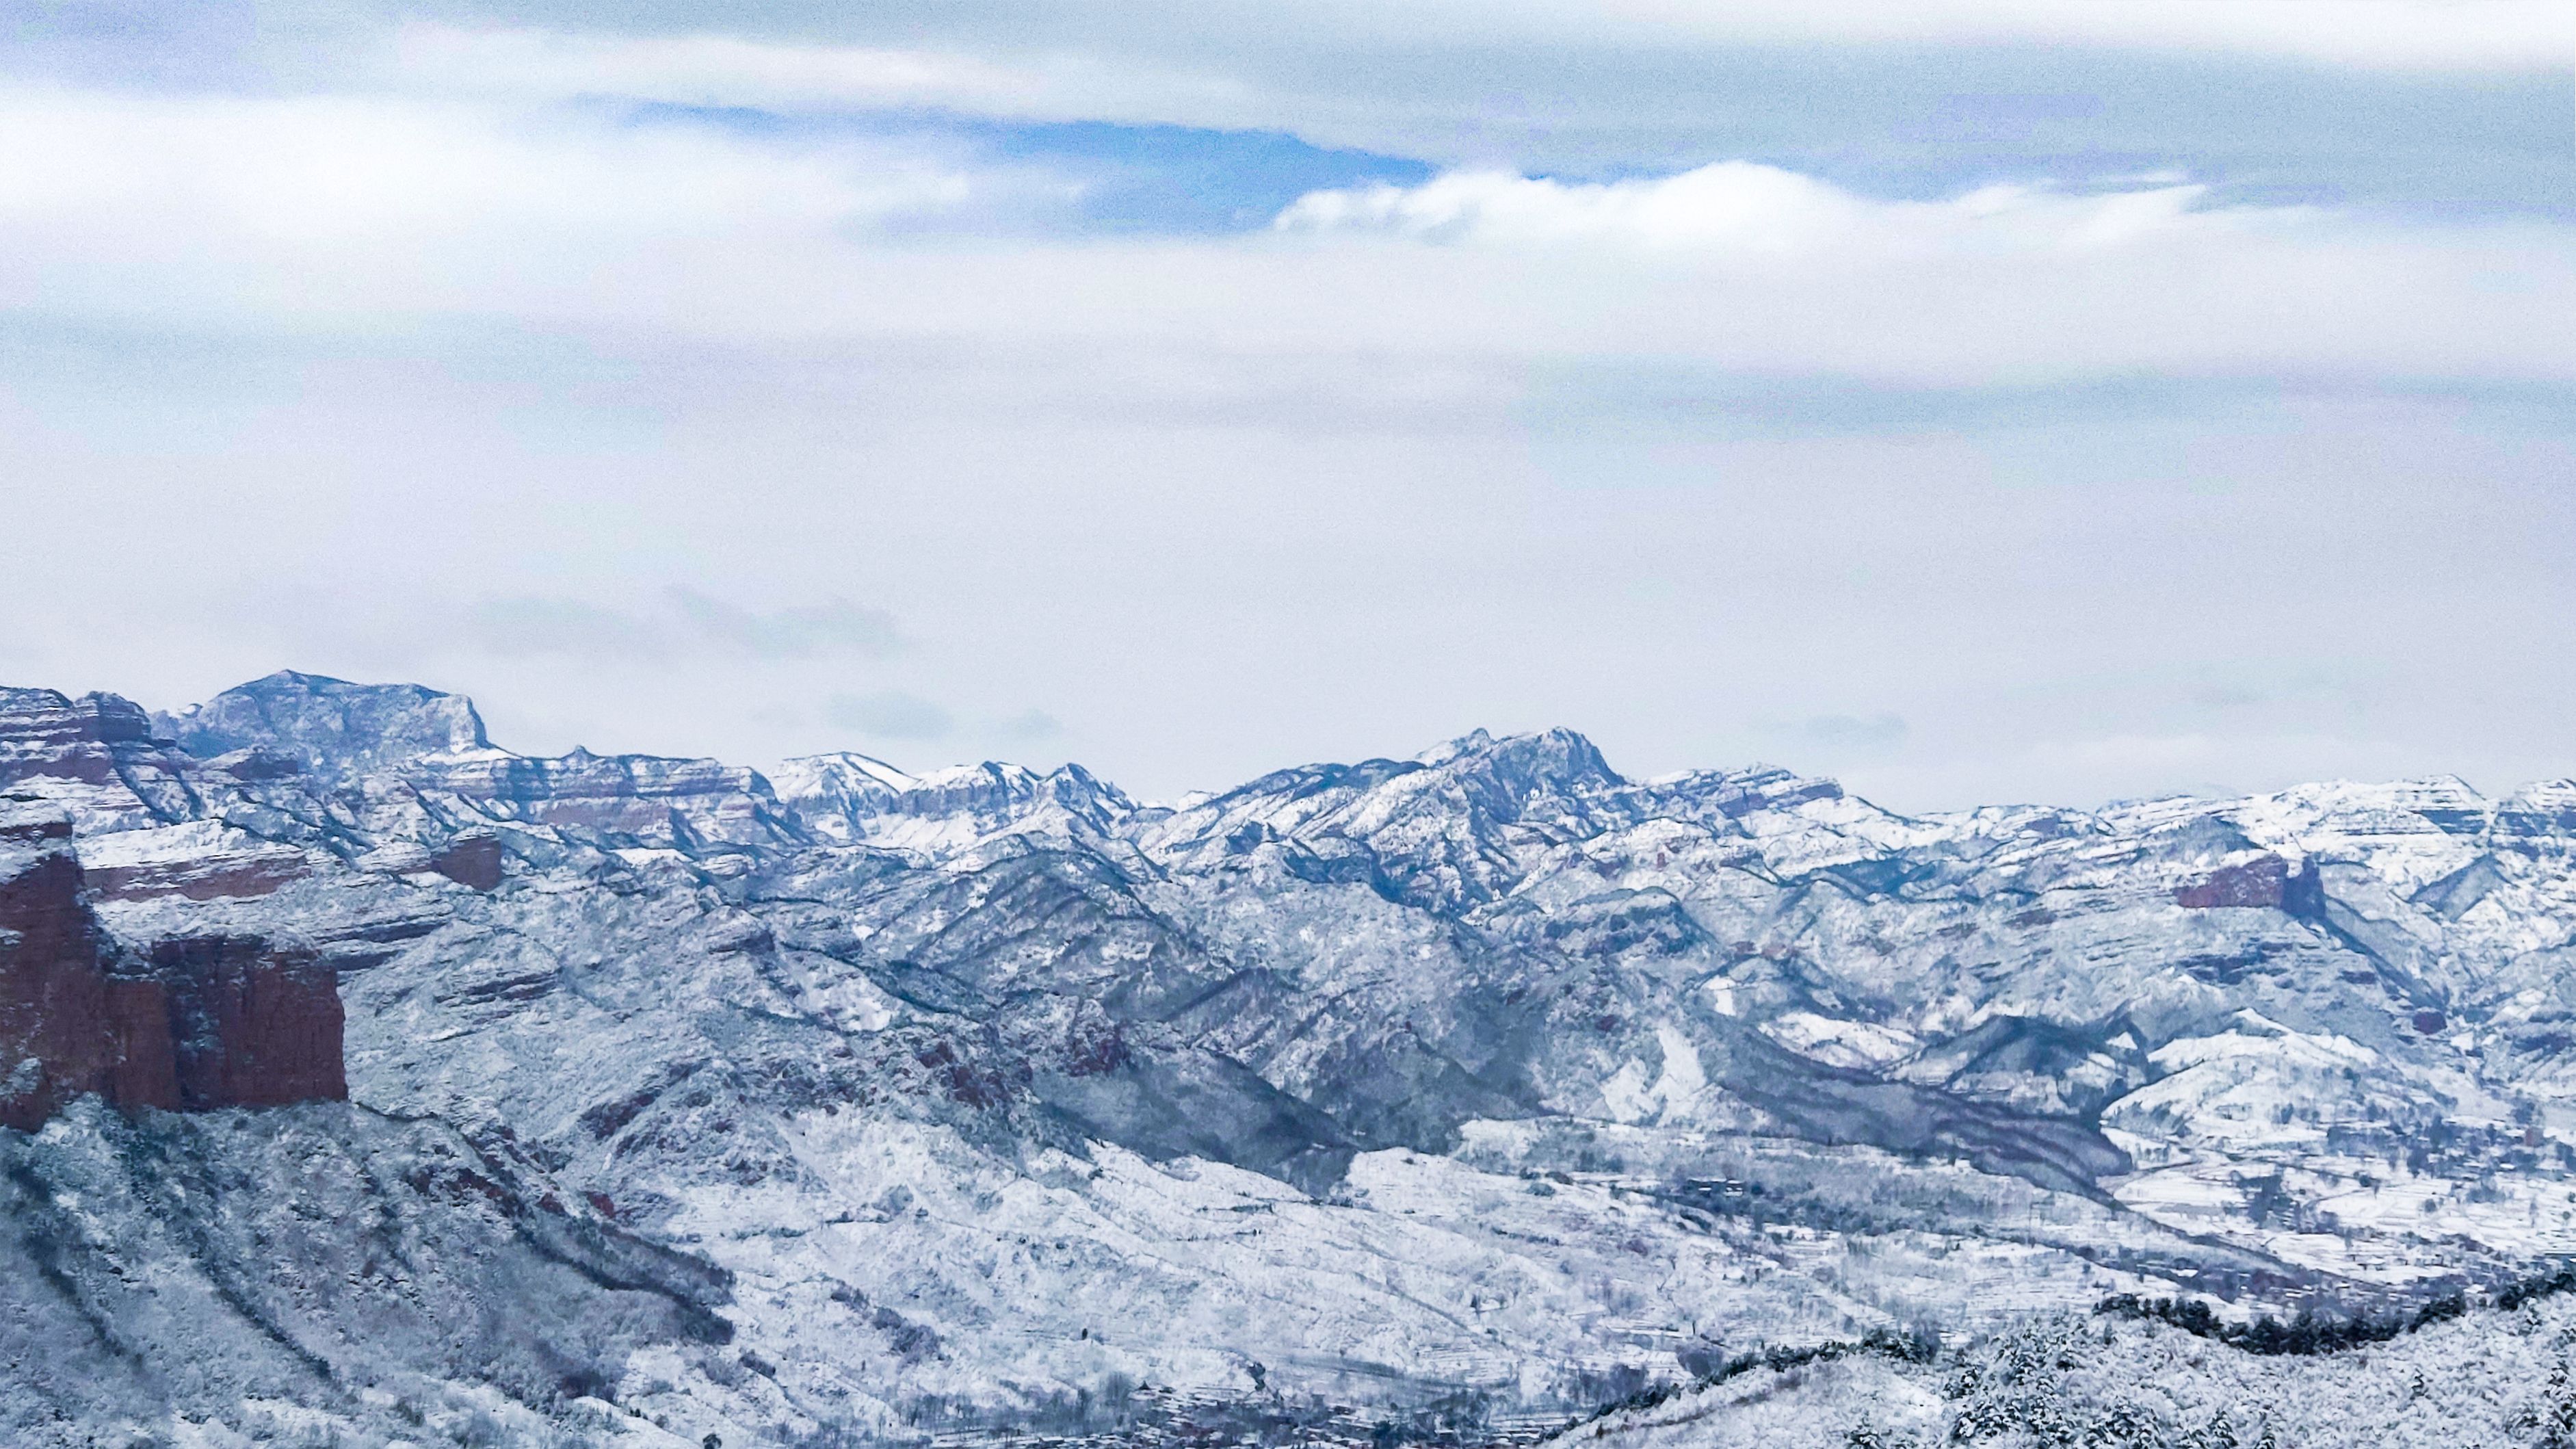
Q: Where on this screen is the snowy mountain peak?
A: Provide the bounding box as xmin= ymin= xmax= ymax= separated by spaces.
xmin=771 ymin=750 xmax=1135 ymax=854
xmin=1417 ymin=725 xmax=1622 ymax=792
xmin=1412 ymin=727 xmax=1494 ymax=765
xmin=774 ymin=749 xmax=921 ymax=798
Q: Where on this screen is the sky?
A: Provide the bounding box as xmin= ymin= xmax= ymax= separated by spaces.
xmin=1 ymin=1 xmax=2571 ymax=811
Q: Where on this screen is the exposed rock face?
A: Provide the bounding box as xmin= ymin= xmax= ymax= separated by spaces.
xmin=2499 ymin=780 xmax=2576 ymax=835
xmin=427 ymin=834 xmax=504 ymax=891
xmin=767 ymin=750 xmax=917 ymax=840
xmin=2174 ymin=853 xmax=2326 ymax=914
xmin=149 ymin=935 xmax=347 ymax=1108
xmin=2176 ymin=854 xmax=2294 ymax=908
xmin=0 ymin=686 xmax=154 ymax=759
xmin=0 ymin=844 xmax=343 ymax=1125
xmin=0 ymin=807 xmax=71 ymax=845
xmin=77 ymin=820 xmax=313 ymax=902
xmin=0 ymin=847 xmax=118 ymax=1130
xmin=102 ymin=976 xmax=181 ymax=1110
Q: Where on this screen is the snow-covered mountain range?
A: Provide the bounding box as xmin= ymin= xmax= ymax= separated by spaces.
xmin=4 ymin=671 xmax=2572 ymax=1447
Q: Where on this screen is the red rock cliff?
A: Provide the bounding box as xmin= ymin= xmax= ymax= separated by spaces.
xmin=1 ymin=843 xmax=345 ymax=1126
xmin=150 ymin=935 xmax=347 ymax=1108
xmin=0 ymin=848 xmax=119 ymax=1129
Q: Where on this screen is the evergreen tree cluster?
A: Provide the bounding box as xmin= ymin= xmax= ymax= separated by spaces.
xmin=2096 ymin=1259 xmax=2576 ymax=1359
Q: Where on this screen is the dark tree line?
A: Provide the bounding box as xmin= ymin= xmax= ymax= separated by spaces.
xmin=2096 ymin=1261 xmax=2576 ymax=1358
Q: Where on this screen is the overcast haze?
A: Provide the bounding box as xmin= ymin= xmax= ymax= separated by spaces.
xmin=2 ymin=1 xmax=2571 ymax=809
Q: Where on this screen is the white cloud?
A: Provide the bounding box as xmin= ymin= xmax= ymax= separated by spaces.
xmin=0 ymin=88 xmax=943 ymax=242
xmin=3 ymin=81 xmax=2568 ymax=395
xmin=1276 ymin=163 xmax=2227 ymax=256
xmin=0 ymin=85 xmax=995 ymax=323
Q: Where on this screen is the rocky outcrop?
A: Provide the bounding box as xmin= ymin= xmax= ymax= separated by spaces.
xmin=0 ymin=687 xmax=154 ymax=762
xmin=767 ymin=750 xmax=917 ymax=841
xmin=2498 ymin=780 xmax=2576 ymax=836
xmin=2174 ymin=853 xmax=2324 ymax=912
xmin=428 ymin=834 xmax=505 ymax=891
xmin=0 ymin=843 xmax=343 ymax=1127
xmin=0 ymin=805 xmax=71 ymax=845
xmin=77 ymin=821 xmax=313 ymax=902
xmin=0 ymin=690 xmax=198 ymax=832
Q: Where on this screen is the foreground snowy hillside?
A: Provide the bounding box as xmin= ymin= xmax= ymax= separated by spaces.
xmin=1575 ymin=1277 xmax=2576 ymax=1449
xmin=3 ymin=671 xmax=2573 ymax=1446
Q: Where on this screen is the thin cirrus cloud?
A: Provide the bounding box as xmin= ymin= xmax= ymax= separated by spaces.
xmin=384 ymin=3 xmax=2566 ymax=131
xmin=814 ymin=696 xmax=1068 ymax=748
xmin=466 ymin=590 xmax=902 ymax=662
xmin=668 ymin=590 xmax=905 ymax=660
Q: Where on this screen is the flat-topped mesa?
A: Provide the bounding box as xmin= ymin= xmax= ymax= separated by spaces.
xmin=149 ymin=673 xmax=802 ymax=854
xmin=0 ymin=842 xmax=344 ymax=1127
xmin=407 ymin=747 xmax=805 ymax=851
xmin=769 ymin=750 xmax=916 ymax=844
xmin=157 ymin=670 xmax=489 ymax=785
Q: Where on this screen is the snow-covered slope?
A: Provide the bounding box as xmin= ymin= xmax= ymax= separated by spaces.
xmin=4 ymin=670 xmax=2573 ymax=1446
xmin=1575 ymin=1283 xmax=2576 ymax=1449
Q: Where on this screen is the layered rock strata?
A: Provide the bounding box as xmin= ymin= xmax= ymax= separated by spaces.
xmin=0 ymin=836 xmax=343 ymax=1127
